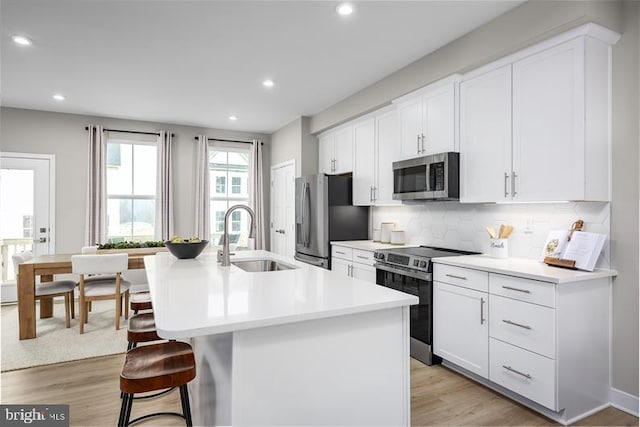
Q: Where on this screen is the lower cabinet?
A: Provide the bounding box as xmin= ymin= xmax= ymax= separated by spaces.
xmin=433 ymin=270 xmax=489 ymax=378
xmin=331 ymin=245 xmax=376 ymax=282
xmin=433 ymin=262 xmax=612 ymax=424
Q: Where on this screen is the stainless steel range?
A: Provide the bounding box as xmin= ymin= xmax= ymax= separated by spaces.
xmin=373 ymin=246 xmax=478 ymax=365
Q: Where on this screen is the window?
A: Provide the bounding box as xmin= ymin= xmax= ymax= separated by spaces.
xmin=215 ymin=176 xmax=226 ymax=194
xmin=231 ymin=177 xmax=241 ymax=194
xmin=106 ymin=141 xmax=157 ymax=243
xmin=208 ymin=146 xmax=250 ymax=245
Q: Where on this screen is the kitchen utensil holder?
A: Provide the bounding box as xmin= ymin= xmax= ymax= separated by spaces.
xmin=490 ymin=238 xmax=508 ymax=259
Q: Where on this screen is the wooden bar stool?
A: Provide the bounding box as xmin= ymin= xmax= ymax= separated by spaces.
xmin=127 ymin=312 xmax=161 ymax=351
xmin=130 ymin=292 xmax=152 ymax=314
xmin=118 ymin=341 xmax=196 ymax=426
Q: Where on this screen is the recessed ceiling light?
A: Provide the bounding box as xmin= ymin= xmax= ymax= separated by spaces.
xmin=336 ymin=3 xmax=353 ymax=16
xmin=12 ymin=35 xmax=32 ymax=46
xmin=53 ymin=94 xmax=65 ymax=101
xmin=262 ymin=79 xmax=275 ymax=88
xmin=229 ymin=115 xmax=238 ymax=121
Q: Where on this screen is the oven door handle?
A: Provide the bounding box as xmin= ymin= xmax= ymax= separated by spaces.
xmin=374 ymin=263 xmax=432 ymax=281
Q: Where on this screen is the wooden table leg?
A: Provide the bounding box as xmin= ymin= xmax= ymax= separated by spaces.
xmin=18 ymin=264 xmax=36 ymax=340
xmin=39 ymin=274 xmax=54 ymax=318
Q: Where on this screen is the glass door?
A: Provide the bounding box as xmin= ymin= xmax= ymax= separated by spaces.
xmin=0 ymin=154 xmax=54 ymax=283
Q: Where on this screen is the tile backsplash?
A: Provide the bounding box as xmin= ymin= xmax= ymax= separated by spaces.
xmin=372 ymin=202 xmax=610 ymax=268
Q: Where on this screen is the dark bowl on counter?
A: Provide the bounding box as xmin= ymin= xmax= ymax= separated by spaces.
xmin=164 ymin=240 xmax=209 ymax=259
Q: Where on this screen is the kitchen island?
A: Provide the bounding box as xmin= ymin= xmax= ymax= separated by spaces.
xmin=144 ymin=250 xmax=417 ymax=426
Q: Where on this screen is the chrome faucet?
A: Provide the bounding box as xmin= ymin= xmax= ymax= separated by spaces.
xmin=220 ymin=204 xmax=256 ymax=266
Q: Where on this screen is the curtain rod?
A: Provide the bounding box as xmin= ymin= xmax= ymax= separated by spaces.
xmin=84 ymin=126 xmax=175 ymax=138
xmin=194 ymin=136 xmax=263 ymax=146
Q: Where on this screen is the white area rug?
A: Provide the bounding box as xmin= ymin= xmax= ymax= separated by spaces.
xmin=1 ymin=300 xmax=128 ymax=372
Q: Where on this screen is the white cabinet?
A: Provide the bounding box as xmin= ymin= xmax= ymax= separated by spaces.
xmin=318 ymin=126 xmax=353 ymax=175
xmin=331 ymin=245 xmax=376 ymax=283
xmin=353 ymin=108 xmax=402 ymax=206
xmin=394 ymin=74 xmax=460 ymax=160
xmin=432 ymin=258 xmax=613 ymax=424
xmin=460 ymin=24 xmax=619 ymax=202
xmin=433 ymin=265 xmax=489 ymax=378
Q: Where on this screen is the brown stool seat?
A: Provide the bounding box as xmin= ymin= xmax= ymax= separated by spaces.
xmin=119 ymin=341 xmax=195 ymax=426
xmin=130 ymin=292 xmax=152 ymax=312
xmin=127 ymin=312 xmax=160 ymax=345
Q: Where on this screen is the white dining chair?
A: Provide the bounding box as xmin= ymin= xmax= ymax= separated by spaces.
xmin=71 ymin=253 xmax=131 ymax=334
xmin=12 ymin=251 xmax=77 ymax=328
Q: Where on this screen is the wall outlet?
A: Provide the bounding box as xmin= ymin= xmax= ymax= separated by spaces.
xmin=524 ymin=218 xmax=534 ymax=234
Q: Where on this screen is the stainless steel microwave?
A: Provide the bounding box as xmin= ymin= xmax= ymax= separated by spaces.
xmin=392 ymin=152 xmax=459 ymax=201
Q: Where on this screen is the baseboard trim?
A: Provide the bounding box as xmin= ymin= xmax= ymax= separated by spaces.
xmin=610 ymin=387 xmax=639 ymax=417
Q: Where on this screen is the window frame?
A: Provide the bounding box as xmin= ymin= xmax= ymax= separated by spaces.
xmin=105 ymin=139 xmax=157 ymax=243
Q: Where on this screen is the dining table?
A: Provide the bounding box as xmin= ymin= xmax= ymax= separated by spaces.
xmin=16 ymin=247 xmax=166 ymax=340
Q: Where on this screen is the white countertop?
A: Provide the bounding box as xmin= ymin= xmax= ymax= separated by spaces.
xmin=330 ymin=240 xmax=407 ymax=251
xmin=433 ymin=255 xmax=617 ymax=284
xmin=144 ymin=250 xmax=418 ymax=339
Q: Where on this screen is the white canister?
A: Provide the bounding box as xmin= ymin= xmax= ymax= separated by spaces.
xmin=380 ymin=222 xmax=395 ymax=243
xmin=490 ymin=238 xmax=509 ymax=259
xmin=390 ymin=230 xmax=405 ymax=245
xmin=372 ymin=228 xmax=381 ymax=242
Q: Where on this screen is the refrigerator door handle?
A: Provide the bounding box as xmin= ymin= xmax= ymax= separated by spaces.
xmin=304 ymin=182 xmax=311 ymax=247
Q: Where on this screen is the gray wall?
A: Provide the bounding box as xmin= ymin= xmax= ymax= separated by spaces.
xmin=269 ymin=116 xmax=318 ymax=177
xmin=270 ymin=117 xmax=301 ymax=175
xmin=308 ymin=1 xmax=638 ymax=397
xmin=0 ymin=107 xmax=271 ymax=253
xmin=610 ymin=0 xmax=639 ymax=397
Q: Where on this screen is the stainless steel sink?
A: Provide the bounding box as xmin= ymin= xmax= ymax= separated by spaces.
xmin=231 ymin=259 xmax=297 ymax=272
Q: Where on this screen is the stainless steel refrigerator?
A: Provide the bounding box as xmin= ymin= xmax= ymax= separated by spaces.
xmin=294 ymin=174 xmax=369 ymax=269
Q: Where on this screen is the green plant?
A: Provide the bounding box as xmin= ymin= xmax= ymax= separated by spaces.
xmin=97 ymin=240 xmax=165 ymax=250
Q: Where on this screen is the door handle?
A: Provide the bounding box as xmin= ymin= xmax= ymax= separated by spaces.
xmin=511 ymin=171 xmax=518 ymax=197
xmin=34 ymin=237 xmax=47 ymax=243
xmin=416 ymin=135 xmax=421 ymax=154
xmin=480 ymin=297 xmax=485 ymax=325
xmin=421 ymin=133 xmax=425 ymax=153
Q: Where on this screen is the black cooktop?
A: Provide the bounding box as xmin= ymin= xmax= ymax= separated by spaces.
xmin=384 ymin=245 xmax=478 ymax=259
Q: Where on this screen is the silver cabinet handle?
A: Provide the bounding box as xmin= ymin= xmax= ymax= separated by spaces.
xmin=370 ymin=186 xmax=374 ymax=203
xmin=480 ymin=297 xmax=485 ymax=325
xmin=502 ymin=365 xmax=532 ymax=379
xmin=335 ymin=251 xmax=346 ymax=255
xmin=372 ymin=186 xmax=377 ymax=201
xmin=502 ymin=285 xmax=531 ymax=294
xmin=512 ymin=171 xmax=518 ymax=197
xmin=348 ymin=264 xmax=353 ymax=277
xmin=421 ymin=133 xmax=425 ymax=153
xmin=502 ymin=319 xmax=531 ymax=330
xmin=332 ymin=158 xmax=336 ymax=172
xmin=504 ymin=172 xmax=510 ymax=198
xmin=445 ymin=274 xmax=467 ymax=280
xmin=356 ymin=255 xmax=369 ymax=260
xmin=416 ymin=135 xmax=421 ymax=154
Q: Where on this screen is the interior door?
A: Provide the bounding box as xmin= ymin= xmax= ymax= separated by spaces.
xmin=0 ymin=153 xmax=54 ymax=297
xmin=270 ymin=161 xmax=295 ymax=257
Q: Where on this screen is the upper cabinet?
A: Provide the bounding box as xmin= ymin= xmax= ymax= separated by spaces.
xmin=460 ymin=23 xmax=620 ymax=203
xmin=393 ymin=74 xmax=461 ymax=159
xmin=352 ymin=107 xmax=402 ymax=206
xmin=318 ymin=126 xmax=353 ymax=175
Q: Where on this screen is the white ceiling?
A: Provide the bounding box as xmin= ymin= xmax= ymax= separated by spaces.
xmin=1 ymin=1 xmax=523 ymax=134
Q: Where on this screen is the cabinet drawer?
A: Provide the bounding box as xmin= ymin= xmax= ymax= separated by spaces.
xmin=490 ymin=274 xmax=555 ymax=308
xmin=434 ymin=264 xmax=488 ymax=292
xmin=352 ymin=249 xmax=375 ymax=266
xmin=489 ymin=295 xmax=555 ymax=358
xmin=331 ymin=246 xmax=353 ymax=260
xmin=490 ymin=338 xmax=557 ymax=410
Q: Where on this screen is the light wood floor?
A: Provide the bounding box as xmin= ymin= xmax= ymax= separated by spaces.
xmin=1 ymin=355 xmax=637 ymax=426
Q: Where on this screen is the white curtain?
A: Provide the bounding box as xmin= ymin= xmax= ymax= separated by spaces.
xmin=194 ymin=135 xmax=210 ymax=240
xmin=249 ymin=140 xmax=266 ymax=249
xmin=85 ymin=125 xmax=107 ymax=245
xmin=155 ymin=131 xmax=174 ymax=240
